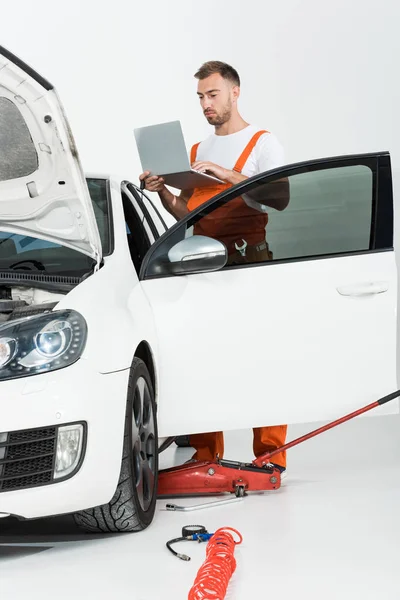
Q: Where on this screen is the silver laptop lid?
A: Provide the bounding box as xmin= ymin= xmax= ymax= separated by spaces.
xmin=134 ymin=120 xmax=191 ymax=176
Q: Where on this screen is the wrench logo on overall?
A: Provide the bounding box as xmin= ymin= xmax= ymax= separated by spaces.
xmin=235 ymin=239 xmax=247 ymax=257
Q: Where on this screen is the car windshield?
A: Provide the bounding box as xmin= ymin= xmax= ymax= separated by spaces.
xmin=0 ymin=178 xmax=111 ymax=277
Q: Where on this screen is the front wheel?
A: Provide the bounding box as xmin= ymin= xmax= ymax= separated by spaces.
xmin=74 ymin=358 xmax=158 ymax=533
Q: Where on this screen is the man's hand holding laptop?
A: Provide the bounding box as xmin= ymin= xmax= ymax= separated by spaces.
xmin=139 ymin=171 xmax=165 ymax=192
xmin=139 ymin=160 xmax=228 ymax=192
xmin=139 ymin=159 xmax=247 ymax=192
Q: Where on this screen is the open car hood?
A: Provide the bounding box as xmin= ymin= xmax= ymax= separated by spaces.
xmin=0 ymin=46 xmax=102 ymax=263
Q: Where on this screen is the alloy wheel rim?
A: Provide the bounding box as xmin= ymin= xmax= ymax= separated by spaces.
xmin=132 ymin=376 xmax=156 ymax=511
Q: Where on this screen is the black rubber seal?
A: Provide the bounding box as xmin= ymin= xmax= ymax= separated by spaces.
xmin=0 ymin=45 xmax=53 ymax=91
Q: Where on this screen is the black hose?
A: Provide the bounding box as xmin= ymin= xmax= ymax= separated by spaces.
xmin=166 ymin=526 xmax=209 ymax=561
xmin=158 ymin=436 xmax=176 ymax=454
xmin=166 ymin=536 xmax=191 ymax=561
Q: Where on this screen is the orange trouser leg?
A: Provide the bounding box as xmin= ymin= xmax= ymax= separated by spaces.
xmin=189 ymin=432 xmax=224 ymax=461
xmin=253 ymin=425 xmax=288 ymax=469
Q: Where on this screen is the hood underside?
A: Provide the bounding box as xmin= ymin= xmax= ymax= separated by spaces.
xmin=0 ymin=46 xmax=102 ymax=263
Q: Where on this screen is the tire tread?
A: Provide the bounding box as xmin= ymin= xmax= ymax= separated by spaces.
xmin=73 ymin=358 xmax=157 ymax=534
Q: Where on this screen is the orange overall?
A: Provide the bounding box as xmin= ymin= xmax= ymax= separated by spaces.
xmin=187 ymin=131 xmax=287 ymax=468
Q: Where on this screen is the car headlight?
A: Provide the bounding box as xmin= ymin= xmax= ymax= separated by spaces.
xmin=0 ymin=310 xmax=87 ymax=381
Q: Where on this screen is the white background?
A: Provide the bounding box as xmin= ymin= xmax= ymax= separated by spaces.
xmin=1 ymin=8 xmax=400 ymax=595
xmin=1 ymin=0 xmax=400 ymax=346
xmin=1 ymin=0 xmax=399 ymax=192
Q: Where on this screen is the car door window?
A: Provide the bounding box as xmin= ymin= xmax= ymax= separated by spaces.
xmin=127 ymin=183 xmax=168 ymax=237
xmin=122 ymin=189 xmax=153 ymax=274
xmin=144 ymin=200 xmax=169 ymax=235
xmin=142 ymin=155 xmax=392 ymax=279
xmin=123 ymin=186 xmax=157 ymax=244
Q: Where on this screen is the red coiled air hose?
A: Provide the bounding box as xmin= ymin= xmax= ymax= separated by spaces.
xmin=188 ymin=527 xmax=243 ymax=600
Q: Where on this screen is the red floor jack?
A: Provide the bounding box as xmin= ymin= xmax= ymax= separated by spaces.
xmin=158 ymin=390 xmax=400 ymax=498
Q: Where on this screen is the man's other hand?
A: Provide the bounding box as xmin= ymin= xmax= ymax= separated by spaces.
xmin=139 ymin=171 xmax=165 ymax=192
xmin=191 ymin=161 xmax=229 ymax=181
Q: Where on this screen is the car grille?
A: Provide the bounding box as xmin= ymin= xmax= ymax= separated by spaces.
xmin=0 ymin=427 xmax=57 ymax=492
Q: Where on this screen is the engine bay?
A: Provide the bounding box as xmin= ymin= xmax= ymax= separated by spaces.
xmin=0 ymin=286 xmax=65 ymax=324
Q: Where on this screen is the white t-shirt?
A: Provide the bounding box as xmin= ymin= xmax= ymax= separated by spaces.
xmin=193 ymin=125 xmax=285 ymax=178
xmin=193 ymin=125 xmax=285 ymax=212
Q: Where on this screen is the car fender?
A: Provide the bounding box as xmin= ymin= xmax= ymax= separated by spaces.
xmin=55 ymin=254 xmax=160 ymax=377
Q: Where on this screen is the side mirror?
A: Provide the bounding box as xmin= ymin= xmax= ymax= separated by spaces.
xmin=167 ymin=235 xmax=227 ymax=275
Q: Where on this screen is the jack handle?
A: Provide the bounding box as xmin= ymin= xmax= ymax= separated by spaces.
xmin=253 ymin=389 xmax=400 ymax=468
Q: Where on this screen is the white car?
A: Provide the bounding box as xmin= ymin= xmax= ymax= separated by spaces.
xmin=0 ymin=46 xmax=397 ymax=533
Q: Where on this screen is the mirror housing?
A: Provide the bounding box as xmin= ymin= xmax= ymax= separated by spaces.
xmin=167 ymin=235 xmax=227 ymax=275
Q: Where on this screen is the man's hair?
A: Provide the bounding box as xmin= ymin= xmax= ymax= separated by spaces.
xmin=194 ymin=61 xmax=240 ymax=87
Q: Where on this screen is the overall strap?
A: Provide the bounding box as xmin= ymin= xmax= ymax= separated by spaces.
xmin=190 ymin=142 xmax=201 ymax=164
xmin=233 ymin=130 xmax=269 ymax=173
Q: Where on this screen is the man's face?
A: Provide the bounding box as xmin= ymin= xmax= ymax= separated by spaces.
xmin=197 ymin=73 xmax=238 ymax=126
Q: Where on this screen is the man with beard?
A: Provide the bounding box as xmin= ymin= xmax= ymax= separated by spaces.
xmin=139 ymin=61 xmax=289 ymax=476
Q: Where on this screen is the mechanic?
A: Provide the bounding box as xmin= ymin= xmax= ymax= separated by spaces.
xmin=139 ymin=60 xmax=288 ymax=475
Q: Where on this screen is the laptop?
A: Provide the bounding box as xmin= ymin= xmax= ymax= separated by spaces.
xmin=134 ymin=120 xmax=223 ymax=189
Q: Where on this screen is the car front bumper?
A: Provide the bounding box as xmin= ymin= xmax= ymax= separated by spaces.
xmin=0 ymin=360 xmax=130 ymax=519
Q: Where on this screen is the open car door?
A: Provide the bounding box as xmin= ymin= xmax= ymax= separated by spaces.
xmin=141 ymin=153 xmax=396 ymax=438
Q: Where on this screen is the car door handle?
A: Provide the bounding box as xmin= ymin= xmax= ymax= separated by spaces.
xmin=336 ymin=282 xmax=389 ymax=297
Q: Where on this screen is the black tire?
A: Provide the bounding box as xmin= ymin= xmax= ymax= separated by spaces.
xmin=73 ymin=358 xmax=158 ymax=533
